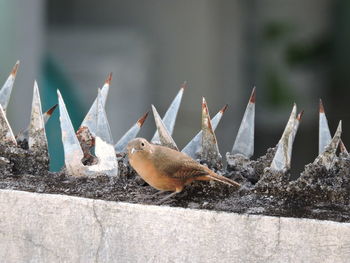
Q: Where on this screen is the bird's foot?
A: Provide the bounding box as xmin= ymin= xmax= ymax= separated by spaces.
xmin=155 ymin=192 xmax=178 ymax=205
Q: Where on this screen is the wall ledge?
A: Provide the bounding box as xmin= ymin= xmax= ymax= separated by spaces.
xmin=0 ymin=189 xmax=349 ymax=262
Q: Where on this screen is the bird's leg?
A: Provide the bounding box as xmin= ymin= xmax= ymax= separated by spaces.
xmin=156 ymin=191 xmax=178 ymax=205
xmin=151 ymin=190 xmax=165 ymax=197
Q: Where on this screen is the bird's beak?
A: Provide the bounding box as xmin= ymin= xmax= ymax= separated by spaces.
xmin=130 ymin=148 xmax=136 ymax=154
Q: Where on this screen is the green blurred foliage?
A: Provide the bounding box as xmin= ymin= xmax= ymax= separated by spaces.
xmin=265 ymin=69 xmax=295 ymax=107
xmin=286 ymin=38 xmax=331 ymax=66
xmin=263 ymin=21 xmax=294 ymax=42
xmin=261 ymin=20 xmax=330 ymax=109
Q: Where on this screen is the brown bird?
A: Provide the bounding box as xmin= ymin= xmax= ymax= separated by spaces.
xmin=127 ymin=138 xmax=240 ymax=203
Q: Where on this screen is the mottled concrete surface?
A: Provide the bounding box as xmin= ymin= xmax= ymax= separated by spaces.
xmin=0 ymin=189 xmax=349 ymax=263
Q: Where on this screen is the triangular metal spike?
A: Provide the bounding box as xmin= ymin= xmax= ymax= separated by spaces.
xmin=57 ymin=89 xmax=87 ymax=176
xmin=339 ymin=140 xmax=348 ymax=155
xmin=96 ymin=88 xmax=114 ymax=145
xmin=314 ymin=120 xmax=342 ymax=170
xmin=114 ymin=111 xmax=149 ymax=153
xmin=231 ymin=87 xmax=255 ymax=158
xmin=0 ymin=61 xmax=20 ymax=112
xmin=319 ymin=99 xmax=332 ymax=155
xmin=270 ymin=104 xmax=299 ymax=172
xmin=91 ymin=90 xmax=119 ymax=176
xmin=182 ymin=104 xmax=227 ymax=158
xmin=151 ymin=105 xmax=178 ymax=151
xmin=79 ymin=73 xmax=111 ymax=135
xmin=28 ymin=81 xmax=48 ymax=152
xmin=282 ymin=103 xmax=297 ymax=138
xmin=16 ymin=104 xmax=58 ymax=142
xmin=151 ymin=82 xmax=186 ymax=143
xmin=0 ymin=104 xmax=17 ymax=146
xmin=59 ymin=86 xmax=118 ymax=176
xmin=201 ymin=97 xmax=222 ymax=164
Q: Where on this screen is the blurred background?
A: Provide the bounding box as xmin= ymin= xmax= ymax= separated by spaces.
xmin=0 ymin=0 xmax=349 ymax=174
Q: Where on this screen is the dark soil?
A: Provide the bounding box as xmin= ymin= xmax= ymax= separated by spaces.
xmin=0 ymin=144 xmax=350 ymax=223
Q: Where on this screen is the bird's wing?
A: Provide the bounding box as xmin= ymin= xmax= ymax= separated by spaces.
xmin=161 ymin=159 xmax=209 ymax=179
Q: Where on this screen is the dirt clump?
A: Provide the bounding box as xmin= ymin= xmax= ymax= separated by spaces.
xmin=0 ymin=143 xmax=49 ymax=176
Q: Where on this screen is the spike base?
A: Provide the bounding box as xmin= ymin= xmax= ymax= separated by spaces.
xmin=1 ymin=153 xmax=350 ymax=223
xmin=226 ymin=147 xmax=277 ymax=184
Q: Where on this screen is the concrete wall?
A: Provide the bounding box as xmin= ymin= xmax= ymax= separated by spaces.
xmin=0 ymin=190 xmax=349 ymax=262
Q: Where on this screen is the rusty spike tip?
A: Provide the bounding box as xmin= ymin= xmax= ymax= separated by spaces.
xmin=220 ymin=104 xmax=228 ymax=113
xmin=46 ymin=104 xmax=58 ymax=116
xmin=105 ymin=72 xmax=113 ymax=85
xmin=137 ymin=111 xmax=149 ymax=127
xmin=297 ymin=110 xmax=304 ymax=121
xmin=202 ymin=98 xmax=209 ymax=114
xmin=319 ymin=98 xmax=325 ymax=113
xmin=180 ymin=81 xmax=188 ymax=90
xmin=249 ymin=86 xmax=256 ymax=103
xmin=11 ymin=60 xmax=20 ymax=76
xmin=202 ymin=97 xmax=207 ymax=108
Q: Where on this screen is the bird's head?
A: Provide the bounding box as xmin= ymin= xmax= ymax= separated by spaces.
xmin=127 ymin=138 xmax=153 ymax=158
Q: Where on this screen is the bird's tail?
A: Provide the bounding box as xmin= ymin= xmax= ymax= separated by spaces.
xmin=206 ymin=171 xmax=240 ymax=187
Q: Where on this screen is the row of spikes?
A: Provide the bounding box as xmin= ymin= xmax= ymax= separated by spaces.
xmin=57 ymin=78 xmax=187 ymax=176
xmin=54 ymin=83 xmax=345 ymax=175
xmin=0 ymin=62 xmax=345 ymax=177
xmin=0 ymin=62 xmax=183 ymax=176
xmin=0 ymin=63 xmax=148 ymax=176
xmin=0 ymin=61 xmax=57 ymax=149
xmin=58 ymin=78 xmax=234 ymax=176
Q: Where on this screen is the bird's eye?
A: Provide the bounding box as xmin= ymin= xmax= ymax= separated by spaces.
xmin=141 ymin=142 xmax=145 ymax=147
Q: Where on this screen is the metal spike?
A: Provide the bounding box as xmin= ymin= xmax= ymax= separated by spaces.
xmin=270 ymin=104 xmax=299 ymax=172
xmin=0 ymin=61 xmax=20 ymax=112
xmin=340 ymin=140 xmax=348 ymax=155
xmin=314 ymin=121 xmax=342 ymax=169
xmin=16 ymin=104 xmax=58 ymax=142
xmin=293 ymin=110 xmax=304 ymax=137
xmin=79 ymin=73 xmax=111 ymax=135
xmin=43 ymin=104 xmax=58 ymax=123
xmin=231 ymin=87 xmax=255 ymax=158
xmin=114 ymin=111 xmax=149 ymax=153
xmin=28 ymin=81 xmax=48 ymax=152
xmin=201 ymin=97 xmax=222 ymax=165
xmin=0 ymin=104 xmax=17 ymax=146
xmin=57 ymin=89 xmax=87 ymax=176
xmin=83 ymin=88 xmax=118 ymax=176
xmin=151 ymin=105 xmax=178 ymax=150
xmin=59 ymin=88 xmax=118 ymax=176
xmin=96 ymin=88 xmax=114 ymax=145
xmin=91 ymin=106 xmax=118 ymax=175
xmin=319 ymin=99 xmax=332 ymax=155
xmin=151 ymin=82 xmax=186 ymax=143
xmin=182 ymin=104 xmax=227 ymax=158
